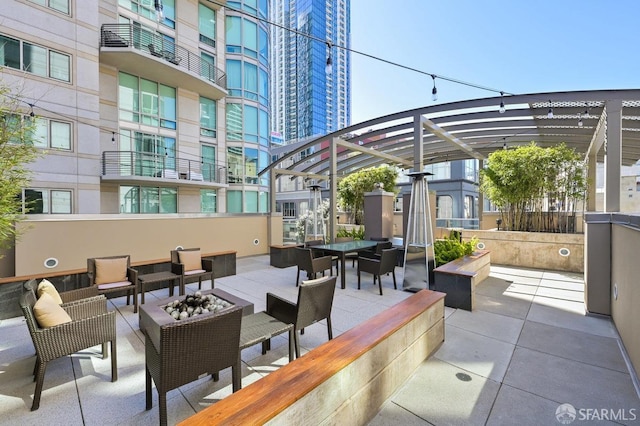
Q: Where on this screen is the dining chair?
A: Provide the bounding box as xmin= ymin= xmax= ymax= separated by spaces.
xmin=87 ymin=255 xmax=138 ymax=312
xmin=266 ymin=275 xmax=337 ymax=358
xmin=357 ymin=248 xmax=398 ymax=295
xmin=294 ymin=247 xmax=333 ymax=287
xmin=170 ymin=248 xmax=214 ymax=291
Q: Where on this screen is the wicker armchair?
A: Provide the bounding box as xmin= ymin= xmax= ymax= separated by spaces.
xmin=170 ymin=248 xmax=214 ymax=292
xmin=19 ymin=290 xmax=117 ymax=411
xmin=357 ymin=248 xmax=398 ymax=295
xmin=23 ymin=278 xmax=100 ymax=305
xmin=87 ymin=255 xmax=138 ymax=312
xmin=145 ymin=305 xmax=243 ymax=426
xmin=294 ymin=247 xmax=333 ymax=287
xmin=266 ymin=275 xmax=337 ymax=358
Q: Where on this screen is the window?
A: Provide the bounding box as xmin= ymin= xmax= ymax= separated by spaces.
xmin=227 ymin=146 xmax=243 ymax=183
xmin=282 ymin=202 xmax=296 ymax=217
xmin=245 ymin=190 xmax=258 ymax=212
xmin=244 ymin=62 xmax=258 ymax=100
xmin=436 ymin=195 xmax=453 ymax=218
xmin=244 ymin=148 xmax=258 ymax=184
xmin=201 ymin=144 xmax=216 ymax=181
xmin=258 ymin=27 xmax=268 ymax=65
xmin=119 ymin=130 xmax=176 ymax=176
xmin=118 ymin=72 xmax=176 ymax=129
xmin=226 ymin=60 xmax=242 ymax=96
xmin=226 ymin=103 xmax=243 ymax=141
xmin=201 ymin=51 xmax=216 ymax=82
xmin=23 ymin=189 xmax=72 ymax=214
xmin=200 ymin=97 xmax=216 ymax=137
xmin=119 ymin=185 xmax=177 ymax=213
xmin=201 ymin=189 xmax=217 ymax=212
xmin=30 ymin=118 xmax=72 ymax=150
xmin=243 ymin=20 xmax=257 ymax=58
xmin=225 ymin=16 xmax=241 ymax=53
xmin=258 ymin=68 xmax=268 ymax=106
xmin=259 ymin=191 xmax=268 ymax=213
xmin=0 ymin=34 xmax=70 ymax=82
xmin=244 ymin=105 xmax=258 ymax=142
xmin=227 ymin=190 xmax=242 ymax=213
xmin=119 ymin=0 xmax=175 ymax=28
xmin=198 ymin=4 xmax=216 ymax=48
xmin=29 ymin=0 xmax=70 ymax=15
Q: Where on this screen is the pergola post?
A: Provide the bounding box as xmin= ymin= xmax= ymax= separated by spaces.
xmin=604 ymin=99 xmax=622 ymax=212
xmin=329 ymin=137 xmax=338 ymax=242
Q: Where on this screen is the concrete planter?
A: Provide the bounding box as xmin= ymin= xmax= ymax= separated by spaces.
xmin=464 ymin=229 xmax=584 ymax=273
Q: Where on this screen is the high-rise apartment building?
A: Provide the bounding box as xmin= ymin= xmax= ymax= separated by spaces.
xmin=270 ymin=0 xmax=351 ymax=142
xmin=1 ymin=0 xmax=270 ymax=215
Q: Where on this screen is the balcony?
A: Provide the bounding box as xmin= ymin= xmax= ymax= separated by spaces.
xmin=101 ymin=151 xmax=228 ymax=188
xmin=99 ymin=24 xmax=227 ymax=100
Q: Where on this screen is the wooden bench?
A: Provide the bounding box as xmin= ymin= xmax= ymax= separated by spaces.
xmin=179 ymin=289 xmax=445 ymax=425
xmin=433 ymin=249 xmax=491 ymax=311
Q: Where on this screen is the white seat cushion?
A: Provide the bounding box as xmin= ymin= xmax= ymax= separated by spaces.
xmin=97 ymin=280 xmax=133 ymax=290
xmin=184 ymin=269 xmax=206 ymax=276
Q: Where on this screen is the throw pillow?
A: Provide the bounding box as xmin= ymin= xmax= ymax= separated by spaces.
xmin=37 ymin=279 xmax=63 ymax=305
xmin=33 ymin=293 xmax=72 ymax=328
xmin=95 ymin=257 xmax=128 ymax=285
xmin=178 ymin=250 xmax=202 ymax=271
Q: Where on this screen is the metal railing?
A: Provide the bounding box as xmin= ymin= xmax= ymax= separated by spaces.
xmin=435 ymin=218 xmax=480 ymax=230
xmin=100 ymin=24 xmax=227 ymax=89
xmin=102 ymin=151 xmax=225 ymax=184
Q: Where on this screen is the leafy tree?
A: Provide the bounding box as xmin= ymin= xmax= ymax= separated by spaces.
xmin=480 ymin=142 xmax=586 ymax=233
xmin=337 ymin=165 xmax=399 ymax=224
xmin=0 ymin=85 xmax=40 ymax=251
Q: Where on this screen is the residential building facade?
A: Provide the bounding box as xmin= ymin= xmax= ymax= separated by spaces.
xmin=1 ymin=0 xmax=270 ymax=215
xmin=269 ymin=0 xmax=351 ymax=142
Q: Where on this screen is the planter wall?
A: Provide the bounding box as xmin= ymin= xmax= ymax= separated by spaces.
xmin=464 ymin=229 xmax=583 ymax=273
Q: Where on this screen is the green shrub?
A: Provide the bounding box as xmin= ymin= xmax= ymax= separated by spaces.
xmin=434 ymin=233 xmax=478 ymax=267
xmin=336 ymin=226 xmax=365 ymax=240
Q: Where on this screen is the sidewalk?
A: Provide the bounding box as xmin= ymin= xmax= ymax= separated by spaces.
xmin=1 ymin=257 xmax=638 ymax=425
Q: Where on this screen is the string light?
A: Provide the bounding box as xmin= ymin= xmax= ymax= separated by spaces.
xmin=499 ymin=92 xmax=506 ymax=114
xmin=431 ymin=75 xmax=438 ymax=101
xmin=547 ymin=100 xmax=553 ymax=119
xmin=578 ymin=112 xmax=583 ymax=127
xmin=325 ymin=42 xmax=332 ymax=74
xmin=111 ymin=132 xmax=116 ymax=143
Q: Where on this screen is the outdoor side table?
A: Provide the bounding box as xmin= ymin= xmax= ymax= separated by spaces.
xmin=240 ymin=311 xmax=295 ymax=363
xmin=138 ymin=271 xmax=181 ymax=306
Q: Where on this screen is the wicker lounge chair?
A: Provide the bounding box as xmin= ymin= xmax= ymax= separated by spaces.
xmin=19 ymin=290 xmax=117 ymax=411
xmin=23 ymin=278 xmax=100 ymax=305
xmin=87 ymin=255 xmax=139 ymax=312
xmin=170 ymin=248 xmax=214 ymax=292
xmin=294 ymin=247 xmax=333 ymax=287
xmin=266 ymin=275 xmax=337 ymax=358
xmin=357 ymin=248 xmax=398 ymax=295
xmin=306 ymin=239 xmax=339 ymax=274
xmin=145 ymin=305 xmax=243 ymax=426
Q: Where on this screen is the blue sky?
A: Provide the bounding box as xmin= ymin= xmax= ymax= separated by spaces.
xmin=349 ymin=0 xmax=640 ymax=124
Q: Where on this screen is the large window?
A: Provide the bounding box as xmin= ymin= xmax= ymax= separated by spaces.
xmin=200 ymin=97 xmax=216 ymax=137
xmin=119 ymin=131 xmax=176 ymax=175
xmin=201 ymin=144 xmax=216 ymax=181
xmin=227 ymin=190 xmax=242 ymax=213
xmin=227 ymin=146 xmax=243 ymax=183
xmin=426 ymin=162 xmax=451 ymax=181
xmin=226 ymin=104 xmax=243 ymax=141
xmin=119 ymin=0 xmax=175 ymax=28
xmin=119 ymin=185 xmax=177 ymax=213
xmin=244 ymin=148 xmax=258 ymax=184
xmin=118 ymin=72 xmax=176 ymax=129
xmin=201 ymin=52 xmax=216 ymax=82
xmin=226 ymin=60 xmax=242 ymax=97
xmin=201 ymin=189 xmax=217 ymax=212
xmin=0 ymin=34 xmax=70 ymax=82
xmin=29 ymin=0 xmax=70 ymax=14
xmin=436 ymin=195 xmax=453 ymax=218
xmin=22 ymin=189 xmax=72 ymax=214
xmin=198 ymin=4 xmax=216 ymax=48
xmin=282 ymin=202 xmax=296 ymax=218
xmin=31 ymin=118 xmax=72 ymax=150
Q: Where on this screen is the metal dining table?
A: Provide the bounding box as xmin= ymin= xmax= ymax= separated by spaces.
xmin=308 ymin=240 xmax=378 ymax=289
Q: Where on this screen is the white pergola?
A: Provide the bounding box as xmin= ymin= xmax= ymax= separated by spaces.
xmin=261 ymin=89 xmax=640 ymax=239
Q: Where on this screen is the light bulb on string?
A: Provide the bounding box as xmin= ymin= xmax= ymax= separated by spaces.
xmin=431 ymin=75 xmax=438 ymax=102
xmin=499 ymin=91 xmax=506 ymax=114
xmin=547 ymin=100 xmax=553 ymax=119
xmin=325 ymin=42 xmax=332 ymax=74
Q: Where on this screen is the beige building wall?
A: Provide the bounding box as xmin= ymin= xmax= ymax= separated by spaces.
xmin=13 ymin=214 xmax=271 ymax=276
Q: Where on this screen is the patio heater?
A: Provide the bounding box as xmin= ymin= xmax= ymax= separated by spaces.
xmin=306 ymin=183 xmax=325 ymax=242
xmin=402 ymin=171 xmax=435 ymax=292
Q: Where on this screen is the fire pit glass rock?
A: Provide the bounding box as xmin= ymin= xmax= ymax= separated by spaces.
xmin=163 ymin=290 xmax=233 ymax=320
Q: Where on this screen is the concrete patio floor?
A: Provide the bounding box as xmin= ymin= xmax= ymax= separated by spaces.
xmin=1 ymin=255 xmax=638 ymax=425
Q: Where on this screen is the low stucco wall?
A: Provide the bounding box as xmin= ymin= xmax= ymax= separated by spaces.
xmin=462 ymin=229 xmax=584 ymax=273
xmin=11 ymin=214 xmax=272 ymax=277
xmin=611 ymin=222 xmax=640 ymax=378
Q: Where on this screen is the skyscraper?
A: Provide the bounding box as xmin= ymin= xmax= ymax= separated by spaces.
xmin=270 ymin=0 xmax=351 ymax=142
